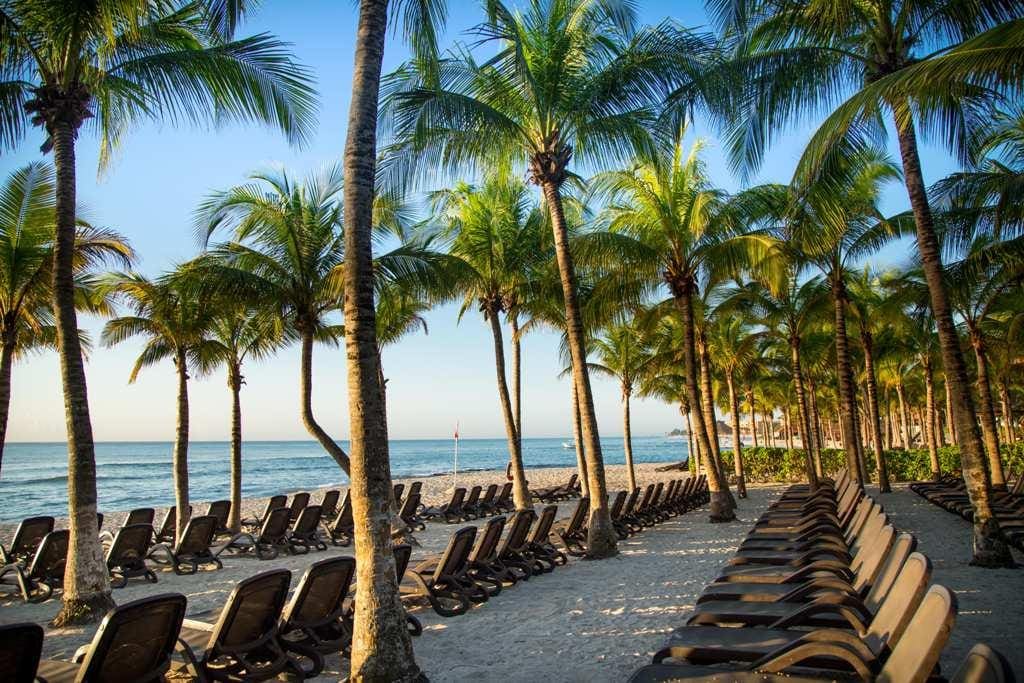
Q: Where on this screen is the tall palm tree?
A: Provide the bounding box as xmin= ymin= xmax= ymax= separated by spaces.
xmin=101 ymin=271 xmax=216 ymax=545
xmin=0 ymin=0 xmax=316 ymax=623
xmin=0 ymin=162 xmax=132 ymax=474
xmin=381 ymin=0 xmax=705 ymax=555
xmin=432 ymin=176 xmax=547 ymax=509
xmin=710 ymin=0 xmax=1022 ymax=566
xmin=193 ymin=305 xmax=282 ymax=532
xmin=588 ymin=321 xmax=649 ymax=492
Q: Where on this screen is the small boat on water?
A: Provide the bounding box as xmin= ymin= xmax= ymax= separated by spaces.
xmin=561 ymin=441 xmax=573 ymax=449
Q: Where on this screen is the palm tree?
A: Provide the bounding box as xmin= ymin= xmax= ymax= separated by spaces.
xmin=381 ymin=0 xmax=705 ymax=556
xmin=0 ymin=162 xmax=132 ymax=474
xmin=193 ymin=305 xmax=282 ymax=532
xmin=101 ymin=271 xmax=216 ymax=545
xmin=588 ymin=321 xmax=649 ymax=492
xmin=711 ymin=0 xmax=1022 ymax=567
xmin=0 ymin=0 xmax=315 ymax=624
xmin=432 ymin=175 xmax=547 ymax=510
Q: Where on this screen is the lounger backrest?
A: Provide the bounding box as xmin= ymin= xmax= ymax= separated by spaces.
xmin=0 ymin=622 xmax=42 ymax=683
xmin=399 ymin=493 xmax=421 ymax=520
xmin=394 ymin=544 xmax=413 ymax=580
xmin=156 ymin=506 xmax=191 ymax=542
xmin=566 ymin=473 xmax=578 ymax=489
xmin=393 ymin=483 xmax=406 ymax=505
xmin=265 ymin=495 xmax=288 ymax=519
xmin=844 ymin=499 xmax=876 ymax=545
xmin=292 ymin=505 xmax=322 ymax=534
xmin=621 ymin=488 xmax=640 ymax=516
xmin=433 ymin=527 xmax=477 ymax=581
xmin=176 ymin=516 xmax=217 ymax=555
xmin=207 ymin=569 xmax=291 ymax=651
xmin=106 ymin=524 xmax=155 ymax=568
xmin=496 ymin=482 xmax=513 ymax=503
xmin=320 ymin=490 xmax=341 ymax=519
xmin=125 ymin=508 xmax=155 ymax=526
xmin=849 ymin=507 xmax=887 ymax=560
xmin=448 ymin=487 xmax=467 ymax=510
xmin=409 ymin=481 xmax=422 ymax=496
xmin=332 ymin=493 xmax=353 ymax=532
xmin=566 ymin=497 xmax=589 ymax=534
xmin=638 ymin=484 xmax=655 ymax=509
xmin=205 ymin=500 xmax=231 ymax=528
xmin=865 ymin=552 xmax=932 ymax=654
xmin=863 ymin=532 xmax=917 ymax=608
xmin=878 ymin=585 xmax=957 ymax=683
xmin=464 ymin=485 xmax=482 ymax=507
xmin=950 ymin=643 xmax=1015 ymax=683
xmin=847 ymin=522 xmax=894 ymax=592
xmin=9 ymin=516 xmax=54 ymax=560
xmin=259 ymin=508 xmax=292 ymax=541
xmin=470 ymin=516 xmax=506 ymax=563
xmin=649 ymin=482 xmax=664 ymax=508
xmin=28 ymin=529 xmax=68 ymax=581
xmin=77 ymin=593 xmax=187 ymax=681
xmin=281 ymin=557 xmax=355 ymax=629
xmin=498 ymin=510 xmax=535 ymax=557
xmin=481 ymin=484 xmax=498 ymax=505
xmin=288 ymin=492 xmax=310 ymax=522
xmin=609 ymin=491 xmax=627 ymax=519
xmin=530 ymin=505 xmax=558 ymax=544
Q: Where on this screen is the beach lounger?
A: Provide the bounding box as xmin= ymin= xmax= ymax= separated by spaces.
xmin=462 ymin=485 xmax=484 ymax=520
xmin=493 ymin=482 xmax=515 ymax=513
xmin=527 ymin=504 xmax=567 ymax=571
xmin=466 ymin=516 xmax=507 ymax=596
xmin=176 ymin=569 xmax=298 ymax=680
xmin=399 ymin=492 xmax=426 ymax=531
xmin=204 ymin=500 xmax=233 ymax=537
xmin=222 ymin=507 xmax=292 ymax=560
xmin=393 ymin=543 xmax=423 ymax=637
xmin=476 ymin=483 xmax=500 ymax=517
xmin=608 ymin=490 xmax=629 ymax=539
xmin=106 ymin=523 xmax=158 ymax=588
xmin=950 ymin=643 xmax=1016 ymax=683
xmin=615 ymin=488 xmax=643 ymax=536
xmin=532 ymin=473 xmax=579 ymax=503
xmin=0 ymin=529 xmax=68 ymax=602
xmin=422 ymin=487 xmax=468 ymax=524
xmin=0 ymin=515 xmax=54 ymax=565
xmin=393 ymin=483 xmax=406 ymax=508
xmin=555 ymin=496 xmax=590 ymax=556
xmin=326 ymin=492 xmax=354 ymax=547
xmin=147 ymin=515 xmax=223 ymax=575
xmin=278 ymin=556 xmax=356 ymax=676
xmin=495 ymin=509 xmax=537 ymax=583
xmin=241 ymin=495 xmax=287 ymax=531
xmin=288 ymin=504 xmax=326 ymax=553
xmin=288 ymin=491 xmax=310 ymax=523
xmin=408 ymin=526 xmax=485 ymax=616
xmin=154 ymin=505 xmax=192 ymax=544
xmin=0 ymin=622 xmax=43 ymax=683
xmin=319 ymin=490 xmax=341 ymax=521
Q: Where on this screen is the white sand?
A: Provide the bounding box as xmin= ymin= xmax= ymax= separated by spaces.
xmin=2 ymin=469 xmax=1022 ymax=681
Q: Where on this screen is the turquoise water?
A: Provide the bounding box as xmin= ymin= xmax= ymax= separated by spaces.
xmin=0 ymin=437 xmax=688 ymax=521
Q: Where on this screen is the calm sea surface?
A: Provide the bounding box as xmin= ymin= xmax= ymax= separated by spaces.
xmin=0 ymin=436 xmax=688 ymax=521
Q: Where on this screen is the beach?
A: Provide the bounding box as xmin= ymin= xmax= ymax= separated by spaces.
xmin=2 ymin=464 xmax=1022 ymax=680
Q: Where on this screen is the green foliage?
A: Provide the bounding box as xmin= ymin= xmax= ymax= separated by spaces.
xmin=721 ymin=444 xmax=1024 ymax=483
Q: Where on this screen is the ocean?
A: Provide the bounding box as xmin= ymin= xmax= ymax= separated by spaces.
xmin=0 ymin=436 xmax=688 ymax=521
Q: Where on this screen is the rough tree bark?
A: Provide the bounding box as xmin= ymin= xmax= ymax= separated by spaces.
xmin=299 ymin=327 xmax=352 ymax=473
xmin=570 ymin=379 xmax=589 ymax=497
xmin=831 ymin=273 xmax=866 ymax=487
xmin=923 ymin=358 xmax=942 ymax=480
xmin=725 ymin=372 xmax=747 ymax=497
xmin=621 ymin=384 xmax=637 ymax=492
xmin=485 ymin=300 xmax=530 ymax=509
xmin=0 ymin=333 xmax=15 ymax=477
xmin=172 ymin=349 xmax=191 ymax=544
xmin=228 ymin=362 xmax=243 ymax=532
xmin=861 ymin=332 xmax=891 ymax=492
xmin=969 ymin=330 xmax=1006 ymax=490
xmin=789 ymin=336 xmax=819 ymax=490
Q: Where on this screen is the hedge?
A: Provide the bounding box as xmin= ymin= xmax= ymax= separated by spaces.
xmin=717 ymin=442 xmax=1024 ymax=483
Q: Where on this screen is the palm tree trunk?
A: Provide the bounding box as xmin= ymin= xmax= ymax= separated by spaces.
xmin=539 ymin=179 xmax=616 ymax=557
xmin=228 ymin=363 xmax=242 ymax=533
xmin=896 ymin=381 xmax=912 ymax=451
xmin=49 ymin=119 xmax=113 ymax=627
xmin=698 ymin=332 xmax=723 ymax=468
xmin=685 ymin=406 xmax=699 ymax=475
xmin=342 ymin=0 xmax=420 ymax=676
xmin=621 ymin=387 xmax=638 ymax=491
xmin=861 ymin=336 xmax=890 ymax=492
xmin=674 ymin=287 xmax=735 ymax=522
xmin=747 ymin=387 xmax=758 ymax=448
xmin=725 ymin=372 xmax=747 ymax=497
xmin=924 ymin=358 xmax=941 ymax=479
xmin=809 ymin=378 xmax=824 ymax=476
xmin=510 ymin=312 xmax=522 ymax=449
xmin=784 ymin=408 xmax=793 ymax=451
xmin=944 ymin=377 xmax=957 ymax=445
xmin=894 ymin=116 xmax=1012 ymax=566
xmin=376 ymin=354 xmax=417 ymax=543
xmin=788 ymin=337 xmax=819 ymax=489
xmin=998 ymin=379 xmax=1014 ymax=445
xmin=969 ymin=332 xmax=1006 ymax=490
xmin=173 ymin=349 xmax=191 ymax=545
xmin=571 ymin=378 xmax=589 ymax=497
xmin=831 ymin=273 xmax=866 ymax=487
xmin=299 ymin=329 xmax=351 ymax=472
xmin=486 ymin=304 xmax=530 ymax=510
xmin=0 ymin=334 xmax=15 ymax=477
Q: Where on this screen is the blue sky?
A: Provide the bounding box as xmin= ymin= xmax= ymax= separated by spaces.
xmin=4 ymin=1 xmax=954 ymax=443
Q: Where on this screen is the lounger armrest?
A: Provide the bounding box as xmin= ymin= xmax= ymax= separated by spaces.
xmin=782 ymin=559 xmax=854 ymax=583
xmin=0 ymin=545 xmax=9 ymax=565
xmin=181 ymin=618 xmax=215 ymax=633
xmin=769 ymin=595 xmax=869 ymax=631
xmin=72 ymin=644 xmax=91 ymax=663
xmin=777 ymin=577 xmax=856 ymax=603
xmin=751 ymin=639 xmax=873 ymax=681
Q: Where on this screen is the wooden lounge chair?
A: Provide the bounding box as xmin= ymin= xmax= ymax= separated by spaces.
xmin=527 ymin=504 xmax=567 ymax=572
xmin=154 ymin=505 xmax=192 ymax=544
xmin=147 ymin=515 xmax=223 ymax=575
xmin=36 ymin=593 xmax=186 ymax=682
xmin=0 ymin=529 xmax=68 ymax=602
xmin=125 ymin=507 xmax=156 ymax=526
xmin=393 ymin=543 xmax=423 ymax=637
xmin=532 ymin=473 xmax=579 ymax=503
xmin=288 ymin=491 xmax=310 ymax=523
xmin=462 ymin=485 xmax=484 ymax=520
xmin=422 ymin=487 xmax=468 ymax=524
xmin=0 ymin=516 xmax=54 ymax=565
xmin=278 ymin=556 xmax=356 ymax=676
xmin=476 ymin=483 xmax=500 ymax=516
xmin=615 ymin=488 xmax=643 ymax=537
xmin=0 ymin=622 xmax=43 ymax=683
xmin=466 ymin=516 xmax=507 ymax=596
xmin=493 ymin=482 xmax=515 ymax=514
xmin=408 ymin=526 xmax=484 ymax=616
xmin=288 ymin=504 xmax=326 ymax=553
xmin=399 ymin=492 xmax=426 ymax=531
xmin=222 ymin=507 xmax=292 ymax=560
xmin=176 ymin=569 xmax=298 ymax=680
xmin=242 ymin=495 xmax=287 ymax=531
xmin=319 ymin=490 xmax=341 ymax=521
xmin=609 ymin=490 xmax=630 ymax=540
xmin=950 ymin=643 xmax=1016 ymax=683
xmin=205 ymin=500 xmax=233 ymax=537
xmin=106 ymin=523 xmax=158 ymax=588
xmin=494 ymin=509 xmax=536 ymax=583
xmin=325 ymin=492 xmax=354 ymax=547
xmin=555 ymin=497 xmax=590 ymax=557
xmin=393 ymin=483 xmax=406 ymax=508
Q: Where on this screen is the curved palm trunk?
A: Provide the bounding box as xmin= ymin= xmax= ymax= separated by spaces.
xmin=299 ymin=330 xmax=351 ymax=473
xmin=342 ymin=0 xmax=419 ymax=676
xmin=831 ymin=274 xmax=866 ymax=487
xmin=725 ymin=372 xmax=747 ymax=497
xmin=808 ymin=378 xmax=824 ymax=477
xmin=486 ymin=305 xmax=530 ymax=510
xmin=788 ymin=338 xmax=819 ymax=490
xmin=860 ymin=334 xmax=890 ymax=492
xmin=510 ymin=313 xmax=522 ymax=449
xmin=682 ymin=405 xmax=697 ymax=474
xmin=173 ymin=349 xmax=191 ymax=545
xmin=969 ymin=332 xmax=1006 ymax=490
xmin=924 ymin=358 xmax=941 ymax=479
xmin=0 ymin=334 xmax=15 ymax=477
xmin=622 ymin=386 xmax=637 ymax=492
xmin=539 ymin=179 xmax=616 ymax=557
xmin=571 ymin=379 xmax=589 ymax=497
xmin=944 ymin=377 xmax=958 ymax=446
xmin=49 ymin=120 xmax=113 ymax=626
xmin=747 ymin=387 xmax=758 ymax=449
xmin=674 ymin=288 xmax=735 ymax=522
xmin=895 ymin=117 xmax=1012 ymax=567
xmin=784 ymin=408 xmax=793 ymax=451
xmin=228 ymin=363 xmax=243 ymax=533
xmin=698 ymin=333 xmax=723 ymax=470
xmin=896 ymin=382 xmax=912 ymax=451
xmin=998 ymin=379 xmax=1014 ymax=445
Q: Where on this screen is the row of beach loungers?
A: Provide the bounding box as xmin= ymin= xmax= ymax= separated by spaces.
xmin=910 ymin=472 xmax=1024 ymax=551
xmin=630 ymin=469 xmax=1015 ymax=682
